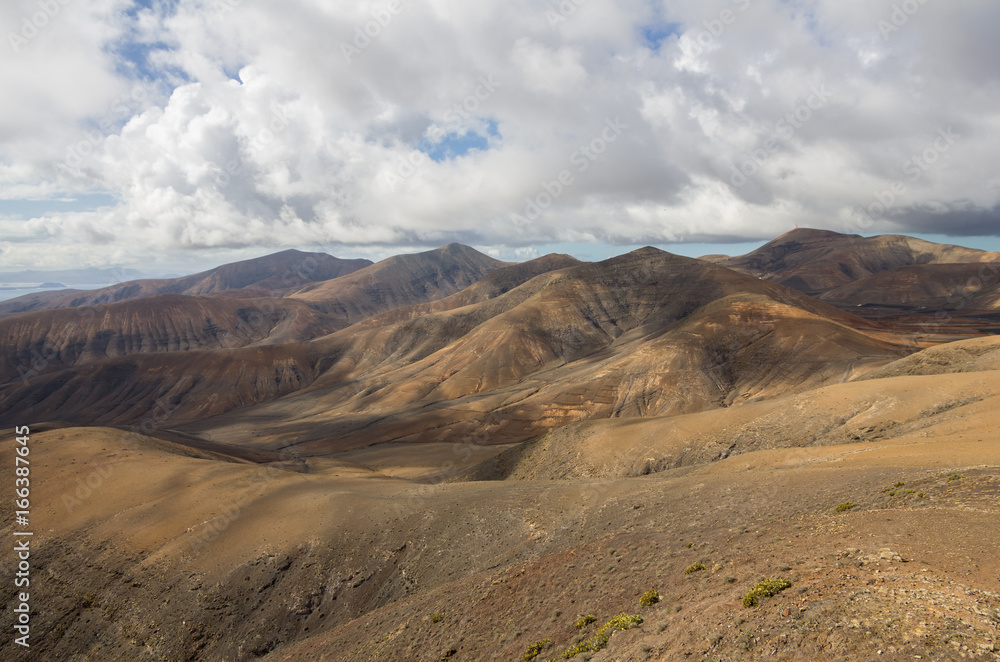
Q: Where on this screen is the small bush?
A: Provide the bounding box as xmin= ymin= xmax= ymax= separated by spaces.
xmin=574 ymin=615 xmax=596 ymax=629
xmin=685 ymin=562 xmax=707 ymax=575
xmin=639 ymin=590 xmax=660 ymax=606
xmin=686 ymin=542 xmax=695 ymax=549
xmin=742 ymin=579 xmax=792 ymax=608
xmin=947 ymin=474 xmax=963 ymax=482
xmin=558 ymin=613 xmax=643 ymax=659
xmin=523 ymin=639 xmax=551 ymax=660
xmin=918 ymin=492 xmax=926 ymax=498
xmin=431 ymin=614 xmax=442 ymax=623
xmin=893 ymin=481 xmax=905 ymax=488
xmin=835 ymin=502 xmax=855 ymax=512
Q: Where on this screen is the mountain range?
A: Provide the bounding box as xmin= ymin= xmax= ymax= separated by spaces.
xmin=1 ymin=228 xmax=998 ymax=662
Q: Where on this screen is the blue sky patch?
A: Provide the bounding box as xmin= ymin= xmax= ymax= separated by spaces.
xmin=640 ymin=22 xmax=682 ymax=51
xmin=0 ymin=194 xmax=118 ymax=219
xmin=420 ymin=120 xmax=500 ymax=162
xmin=112 ymin=1 xmax=183 ymax=81
xmin=109 ymin=38 xmax=173 ymax=80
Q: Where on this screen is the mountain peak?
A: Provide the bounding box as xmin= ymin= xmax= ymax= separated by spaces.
xmin=631 ymin=246 xmax=667 ymax=255
xmin=771 ymin=228 xmax=857 ymax=243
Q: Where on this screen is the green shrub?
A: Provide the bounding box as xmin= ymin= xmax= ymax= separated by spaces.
xmin=685 ymin=562 xmax=707 ymax=575
xmin=639 ymin=590 xmax=660 ymax=606
xmin=947 ymin=474 xmax=963 ymax=482
xmin=522 ymin=639 xmax=551 ymax=660
xmin=742 ymin=579 xmax=792 ymax=608
xmin=835 ymin=502 xmax=855 ymax=512
xmin=686 ymin=542 xmax=695 ymax=548
xmin=558 ymin=613 xmax=643 ymax=659
xmin=431 ymin=614 xmax=442 ymax=623
xmin=574 ymin=615 xmax=596 ymax=629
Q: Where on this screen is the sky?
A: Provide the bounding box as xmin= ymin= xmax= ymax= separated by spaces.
xmin=1 ymin=0 xmax=999 ymax=273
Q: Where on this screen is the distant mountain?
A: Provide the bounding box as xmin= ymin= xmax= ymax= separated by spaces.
xmin=0 ymin=249 xmax=373 ymax=317
xmin=0 ymin=246 xmax=908 ymax=449
xmin=0 ymin=250 xmax=565 ymax=427
xmin=0 ymin=266 xmax=145 ymax=285
xmin=0 ymin=294 xmax=350 ymax=386
xmin=0 ymin=282 xmax=65 ymax=291
xmin=710 ymin=228 xmax=1000 ymax=296
xmin=208 ymin=246 xmax=901 ymax=452
xmin=819 ymin=262 xmax=1000 ymax=311
xmin=286 ymin=243 xmax=510 ymax=323
xmin=8 ymin=232 xmax=998 ymax=447
xmin=0 ymin=245 xmax=516 ymax=387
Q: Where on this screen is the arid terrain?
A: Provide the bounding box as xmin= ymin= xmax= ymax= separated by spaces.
xmin=2 ymin=229 xmax=999 ymax=661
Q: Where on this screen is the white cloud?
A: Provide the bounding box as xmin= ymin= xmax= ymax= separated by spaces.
xmin=1 ymin=0 xmax=999 ymax=270
xmin=511 ymin=39 xmax=587 ymax=95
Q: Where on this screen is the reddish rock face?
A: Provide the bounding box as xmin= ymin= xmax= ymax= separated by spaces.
xmin=714 ymin=228 xmax=1000 ymax=296
xmin=0 ymin=244 xmax=907 ymax=447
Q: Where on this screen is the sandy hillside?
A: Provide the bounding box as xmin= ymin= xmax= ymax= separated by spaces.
xmin=2 ymin=336 xmax=999 ymax=661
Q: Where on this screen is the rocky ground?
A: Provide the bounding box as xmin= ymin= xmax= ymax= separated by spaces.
xmin=2 ymin=414 xmax=998 ymax=661
xmin=3 ymin=339 xmax=999 ymax=662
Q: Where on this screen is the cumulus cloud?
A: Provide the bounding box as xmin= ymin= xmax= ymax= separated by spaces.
xmin=1 ymin=0 xmax=999 ymax=269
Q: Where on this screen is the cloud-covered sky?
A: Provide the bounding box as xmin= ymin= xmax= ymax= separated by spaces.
xmin=2 ymin=0 xmax=999 ymax=271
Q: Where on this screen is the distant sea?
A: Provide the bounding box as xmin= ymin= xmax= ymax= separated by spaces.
xmin=0 ymin=283 xmax=108 ymax=303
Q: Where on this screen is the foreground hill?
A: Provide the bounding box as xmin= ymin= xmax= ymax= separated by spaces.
xmin=461 ymin=335 xmax=1000 ymax=481
xmin=4 ymin=337 xmax=998 ymax=660
xmin=709 ymin=228 xmax=1000 ymax=297
xmin=0 ymin=249 xmax=372 ymax=317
